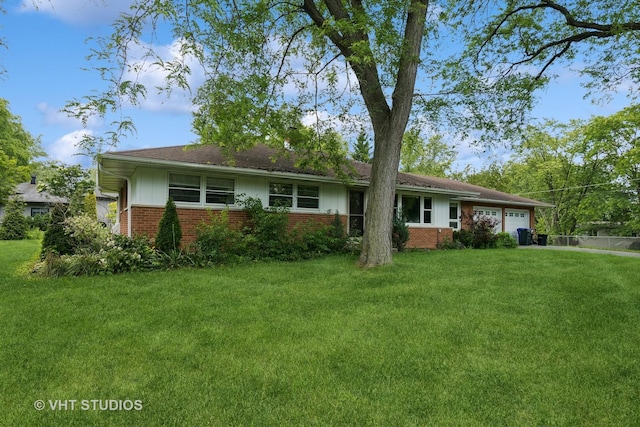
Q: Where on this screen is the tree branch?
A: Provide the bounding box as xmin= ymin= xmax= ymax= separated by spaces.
xmin=302 ymin=0 xmax=390 ymax=126
xmin=479 ymin=0 xmax=640 ymax=79
xmin=392 ymin=0 xmax=428 ymax=118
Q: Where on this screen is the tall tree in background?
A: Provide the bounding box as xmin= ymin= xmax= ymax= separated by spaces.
xmin=466 ymin=107 xmax=640 ymax=236
xmin=37 ymin=163 xmax=94 ymax=214
xmin=578 ymin=105 xmax=640 ymax=234
xmin=400 ymin=128 xmax=456 ymax=177
xmin=0 ymin=99 xmax=42 ymax=204
xmin=351 ymin=132 xmax=372 ymax=164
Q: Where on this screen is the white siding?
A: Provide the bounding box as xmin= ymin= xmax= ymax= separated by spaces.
xmin=131 ymin=168 xmax=167 ymax=206
xmin=130 ymin=167 xmax=348 ymax=214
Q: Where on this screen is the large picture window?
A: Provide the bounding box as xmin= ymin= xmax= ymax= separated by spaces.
xmin=402 ymin=195 xmax=421 ymax=223
xmin=206 ymin=177 xmax=235 ymax=204
xmin=395 ymin=194 xmax=435 ymax=225
xmin=169 ymin=173 xmax=201 ymax=203
xmin=30 ymin=207 xmax=49 ymax=217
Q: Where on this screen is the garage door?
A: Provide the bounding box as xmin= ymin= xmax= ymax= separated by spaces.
xmin=504 ymin=209 xmax=530 ymax=236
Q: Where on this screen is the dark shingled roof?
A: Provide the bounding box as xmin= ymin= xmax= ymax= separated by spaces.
xmin=14 ymin=182 xmax=67 ymax=204
xmin=102 ymin=144 xmax=549 ymax=207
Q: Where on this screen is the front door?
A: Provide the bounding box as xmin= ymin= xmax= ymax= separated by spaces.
xmin=349 ymin=190 xmax=365 ymax=237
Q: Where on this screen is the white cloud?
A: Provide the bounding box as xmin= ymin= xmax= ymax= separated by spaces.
xmin=18 ymin=0 xmax=134 ymax=25
xmin=47 ymin=129 xmax=93 ymax=165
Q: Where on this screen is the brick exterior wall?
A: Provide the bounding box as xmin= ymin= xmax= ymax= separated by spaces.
xmin=119 ymin=203 xmax=534 ymax=250
xmin=127 ymin=206 xmax=348 ymax=246
xmin=406 ymin=227 xmax=454 ymax=249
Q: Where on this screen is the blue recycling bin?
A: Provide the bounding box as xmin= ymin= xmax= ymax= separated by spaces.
xmin=517 ymin=228 xmax=532 ymax=245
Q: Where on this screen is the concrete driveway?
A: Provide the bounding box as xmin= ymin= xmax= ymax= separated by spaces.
xmin=518 ymin=245 xmax=640 ymax=258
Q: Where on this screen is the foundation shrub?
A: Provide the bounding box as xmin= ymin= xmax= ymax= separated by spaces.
xmin=27 ymin=212 xmax=50 ymax=232
xmin=41 ymin=204 xmax=74 ymax=256
xmin=64 ymin=214 xmax=110 ymax=253
xmin=456 ymin=212 xmax=502 ymax=249
xmin=239 ymin=197 xmax=291 ymax=260
xmin=289 ymin=220 xmax=333 ymax=259
xmin=35 ymin=213 xmax=161 ymax=277
xmin=103 ymin=234 xmax=160 ymax=273
xmin=194 ymin=209 xmax=247 ymax=264
xmin=155 ymin=197 xmax=182 ymax=253
xmin=392 ymin=215 xmax=410 ymax=252
xmin=194 ymin=201 xmax=348 ymax=263
xmin=495 ymin=232 xmax=518 ymax=249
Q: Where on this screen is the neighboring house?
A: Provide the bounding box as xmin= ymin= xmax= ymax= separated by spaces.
xmin=0 ymin=176 xmax=117 ymax=228
xmin=97 ymin=144 xmax=551 ymax=249
xmin=0 ymin=176 xmax=67 ymax=220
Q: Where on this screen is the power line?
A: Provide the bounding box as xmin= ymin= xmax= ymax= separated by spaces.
xmin=516 ymin=178 xmax=640 ymax=196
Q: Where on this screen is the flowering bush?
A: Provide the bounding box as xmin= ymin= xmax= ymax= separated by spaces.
xmin=35 ymin=214 xmax=161 ymax=277
xmin=64 ymin=214 xmax=110 ymax=252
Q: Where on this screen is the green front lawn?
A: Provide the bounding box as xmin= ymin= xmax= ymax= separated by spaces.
xmin=1 ymin=240 xmax=639 ymax=426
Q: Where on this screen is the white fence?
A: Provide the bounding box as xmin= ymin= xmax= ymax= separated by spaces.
xmin=547 ymin=235 xmax=640 ymax=251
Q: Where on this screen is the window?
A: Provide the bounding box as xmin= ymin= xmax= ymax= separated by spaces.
xmin=449 ymin=203 xmax=459 ymax=229
xmin=402 ymin=195 xmax=421 ymax=223
xmin=349 ymin=190 xmax=365 ymax=237
xmin=269 ymin=183 xmax=293 ymax=207
xmin=395 ymin=194 xmax=435 ymax=225
xmin=206 ymin=177 xmax=235 ymax=204
xmin=31 ymin=207 xmax=49 ymax=217
xmin=297 ymin=185 xmax=319 ymax=209
xmin=423 ymin=197 xmax=433 ymax=224
xmin=169 ymin=173 xmax=201 ymax=203
xmin=269 ymin=183 xmax=320 ymax=209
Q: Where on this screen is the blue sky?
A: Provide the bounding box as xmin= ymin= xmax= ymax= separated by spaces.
xmin=0 ymin=0 xmax=633 ymax=171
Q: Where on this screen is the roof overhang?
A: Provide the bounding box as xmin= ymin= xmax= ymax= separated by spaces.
xmin=453 ymin=196 xmax=555 ymax=208
xmin=98 ymin=153 xmax=368 ymax=191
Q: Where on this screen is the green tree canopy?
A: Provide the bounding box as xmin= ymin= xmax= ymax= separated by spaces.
xmin=0 ymin=99 xmax=42 ymax=204
xmin=466 ymin=107 xmax=640 ymax=236
xmin=400 ymin=128 xmax=457 ymax=177
xmin=351 ymin=132 xmax=372 ymax=164
xmin=37 ymin=163 xmax=95 ymax=214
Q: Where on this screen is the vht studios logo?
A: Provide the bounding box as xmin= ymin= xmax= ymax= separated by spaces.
xmin=33 ymin=399 xmax=143 ymax=411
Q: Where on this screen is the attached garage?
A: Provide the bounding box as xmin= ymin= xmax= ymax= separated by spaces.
xmin=504 ymin=208 xmax=530 ymax=236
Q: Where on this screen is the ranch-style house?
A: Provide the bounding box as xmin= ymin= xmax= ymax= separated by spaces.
xmin=97 ymin=144 xmax=550 ymax=249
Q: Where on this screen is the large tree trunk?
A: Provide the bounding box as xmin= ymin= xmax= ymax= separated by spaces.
xmin=358 ymin=124 xmax=404 ymax=267
xmin=304 ymin=0 xmax=428 ymax=267
xmin=356 ymin=0 xmax=428 ymax=267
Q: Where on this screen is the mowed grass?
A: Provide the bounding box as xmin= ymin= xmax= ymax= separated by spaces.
xmin=1 ymin=240 xmax=639 ymax=426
